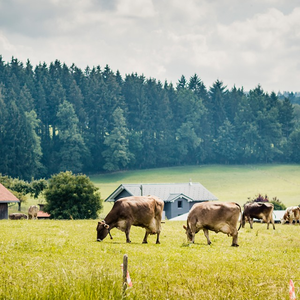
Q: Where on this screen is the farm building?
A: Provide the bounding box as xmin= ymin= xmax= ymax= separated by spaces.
xmin=0 ymin=183 xmax=20 ymax=220
xmin=37 ymin=204 xmax=51 ymax=219
xmin=105 ymin=182 xmax=218 ymax=219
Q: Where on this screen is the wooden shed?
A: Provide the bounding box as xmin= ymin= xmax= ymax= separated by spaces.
xmin=105 ymin=182 xmax=218 ymax=220
xmin=0 ymin=183 xmax=20 ymax=220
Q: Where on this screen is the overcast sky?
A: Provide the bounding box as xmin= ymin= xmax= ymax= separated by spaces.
xmin=1 ymin=0 xmax=300 ymax=93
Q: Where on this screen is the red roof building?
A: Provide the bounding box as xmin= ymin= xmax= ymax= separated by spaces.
xmin=0 ymin=183 xmax=20 ymax=219
xmin=37 ymin=204 xmax=51 ymax=219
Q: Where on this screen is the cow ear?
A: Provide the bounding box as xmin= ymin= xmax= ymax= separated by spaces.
xmin=183 ymin=225 xmax=187 ymax=230
xmin=104 ymin=224 xmax=110 ymax=229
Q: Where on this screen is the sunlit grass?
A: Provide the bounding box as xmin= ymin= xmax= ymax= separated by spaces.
xmin=1 ymin=219 xmax=300 ymax=299
xmin=90 ymin=164 xmax=300 ymax=207
xmin=9 ymin=164 xmax=300 ymax=216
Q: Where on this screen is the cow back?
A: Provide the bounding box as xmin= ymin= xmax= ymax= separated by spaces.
xmin=243 ymin=202 xmax=274 ymax=218
xmin=105 ymin=195 xmax=164 ymax=226
xmin=188 ymin=201 xmax=241 ymax=227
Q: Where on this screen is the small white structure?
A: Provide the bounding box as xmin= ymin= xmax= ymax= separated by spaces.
xmin=169 ymin=209 xmax=286 ymax=222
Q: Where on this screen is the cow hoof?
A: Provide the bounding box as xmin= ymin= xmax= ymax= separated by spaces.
xmin=142 ymin=241 xmax=148 ymax=244
xmin=231 ymin=244 xmax=239 ymax=247
xmin=97 ymin=239 xmax=102 ymax=242
xmin=126 ymin=241 xmax=131 ymax=243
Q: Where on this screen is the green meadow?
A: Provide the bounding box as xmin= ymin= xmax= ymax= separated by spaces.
xmin=2 ymin=164 xmax=300 ymax=299
xmin=90 ymin=164 xmax=300 ymax=216
xmin=1 ymin=219 xmax=300 ymax=299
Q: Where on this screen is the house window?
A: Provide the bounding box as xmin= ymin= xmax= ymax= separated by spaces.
xmin=178 ymin=200 xmax=182 ymax=208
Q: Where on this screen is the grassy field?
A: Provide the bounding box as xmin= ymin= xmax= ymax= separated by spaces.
xmin=90 ymin=164 xmax=300 ymax=216
xmin=2 ymin=164 xmax=300 ymax=299
xmin=1 ymin=219 xmax=300 ymax=299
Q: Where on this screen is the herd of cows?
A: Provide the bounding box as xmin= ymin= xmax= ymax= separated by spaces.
xmin=96 ymin=196 xmax=300 ymax=246
xmin=7 ymin=198 xmax=300 ymax=247
xmin=9 ymin=205 xmax=39 ymax=220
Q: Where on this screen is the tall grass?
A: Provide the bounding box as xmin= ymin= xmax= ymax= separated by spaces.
xmin=1 ymin=219 xmax=300 ymax=299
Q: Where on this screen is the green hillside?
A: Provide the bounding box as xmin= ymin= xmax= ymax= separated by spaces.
xmin=90 ymin=164 xmax=300 ymax=209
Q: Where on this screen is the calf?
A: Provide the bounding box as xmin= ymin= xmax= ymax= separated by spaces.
xmin=183 ymin=201 xmax=241 ymax=247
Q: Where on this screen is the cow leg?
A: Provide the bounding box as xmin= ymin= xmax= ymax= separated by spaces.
xmin=203 ymin=229 xmax=211 ymax=245
xmin=142 ymin=231 xmax=149 ymax=244
xmin=155 ymin=232 xmax=160 ymax=244
xmin=108 ymin=231 xmax=113 ymax=239
xmin=271 ymin=218 xmax=275 ymax=230
xmin=125 ymin=226 xmax=131 ymax=243
xmin=249 ymin=218 xmax=254 ymax=229
xmin=231 ymin=229 xmax=239 ymax=247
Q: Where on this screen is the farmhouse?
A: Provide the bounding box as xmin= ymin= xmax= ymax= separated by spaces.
xmin=105 ymin=182 xmax=218 ymax=219
xmin=0 ymin=183 xmax=20 ymax=220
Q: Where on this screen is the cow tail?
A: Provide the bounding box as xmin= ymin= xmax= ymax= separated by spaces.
xmin=238 ymin=222 xmax=242 ymax=231
xmin=236 ymin=203 xmax=242 ymax=231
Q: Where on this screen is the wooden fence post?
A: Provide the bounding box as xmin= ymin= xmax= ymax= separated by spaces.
xmin=122 ymin=254 xmax=128 ymax=296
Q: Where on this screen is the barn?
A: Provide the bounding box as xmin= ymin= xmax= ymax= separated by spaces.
xmin=0 ymin=183 xmax=20 ymax=220
xmin=105 ymin=182 xmax=218 ymax=219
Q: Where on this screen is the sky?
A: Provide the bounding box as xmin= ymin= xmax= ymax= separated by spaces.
xmin=0 ymin=0 xmax=300 ymax=93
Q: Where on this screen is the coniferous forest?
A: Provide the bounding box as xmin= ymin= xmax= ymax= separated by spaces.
xmin=0 ymin=56 xmax=300 ymax=180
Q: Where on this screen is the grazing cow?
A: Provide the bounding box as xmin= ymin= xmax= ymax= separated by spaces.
xmin=28 ymin=205 xmax=39 ymax=220
xmin=281 ymin=206 xmax=300 ymax=225
xmin=9 ymin=213 xmax=28 ymax=220
xmin=240 ymin=202 xmax=275 ymax=229
xmin=183 ymin=201 xmax=241 ymax=247
xmin=96 ymin=196 xmax=164 ymax=244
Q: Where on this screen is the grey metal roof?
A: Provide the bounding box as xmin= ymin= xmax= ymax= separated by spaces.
xmin=105 ymin=182 xmax=218 ymax=202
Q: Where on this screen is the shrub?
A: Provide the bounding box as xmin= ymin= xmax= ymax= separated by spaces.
xmin=44 ymin=171 xmax=102 ymax=219
xmin=245 ymin=194 xmax=286 ymax=210
xmin=270 ymin=197 xmax=286 ymax=210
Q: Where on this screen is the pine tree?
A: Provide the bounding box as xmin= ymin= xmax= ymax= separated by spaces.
xmin=102 ymin=107 xmax=133 ymax=171
xmin=56 ymin=100 xmax=90 ymax=173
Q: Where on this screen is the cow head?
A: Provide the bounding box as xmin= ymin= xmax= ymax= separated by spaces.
xmin=96 ymin=221 xmax=110 ymax=242
xmin=183 ymin=225 xmax=194 ymax=242
xmin=281 ymin=218 xmax=287 ymax=225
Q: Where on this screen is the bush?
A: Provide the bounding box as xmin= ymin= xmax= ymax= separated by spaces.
xmin=270 ymin=197 xmax=286 ymax=210
xmin=245 ymin=194 xmax=286 ymax=210
xmin=44 ymin=171 xmax=102 ymax=219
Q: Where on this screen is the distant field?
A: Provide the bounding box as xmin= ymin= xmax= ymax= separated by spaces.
xmin=8 ymin=164 xmax=300 ymax=217
xmin=90 ymin=164 xmax=300 ymax=214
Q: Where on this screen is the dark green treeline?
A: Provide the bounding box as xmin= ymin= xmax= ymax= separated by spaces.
xmin=0 ymin=56 xmax=299 ymax=180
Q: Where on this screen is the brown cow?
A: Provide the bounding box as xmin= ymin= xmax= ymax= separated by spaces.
xmin=9 ymin=213 xmax=28 ymax=220
xmin=28 ymin=205 xmax=39 ymax=220
xmin=281 ymin=206 xmax=300 ymax=225
xmin=240 ymin=202 xmax=275 ymax=229
xmin=183 ymin=201 xmax=241 ymax=247
xmin=96 ymin=195 xmax=164 ymax=244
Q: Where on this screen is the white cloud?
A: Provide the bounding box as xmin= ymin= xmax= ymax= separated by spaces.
xmin=0 ymin=31 xmax=15 ymax=52
xmin=116 ymin=0 xmax=156 ymax=18
xmin=0 ymin=0 xmax=299 ymax=92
